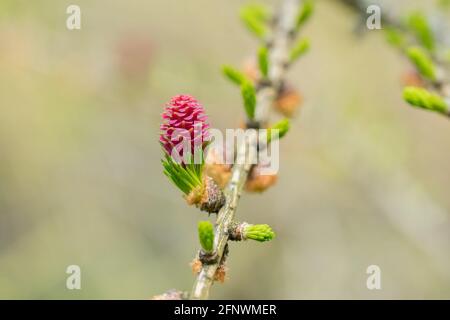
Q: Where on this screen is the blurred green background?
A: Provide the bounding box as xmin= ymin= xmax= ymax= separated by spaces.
xmin=1 ymin=0 xmax=450 ymax=299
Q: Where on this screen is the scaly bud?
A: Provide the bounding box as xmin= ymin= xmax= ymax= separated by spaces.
xmin=190 ymin=258 xmax=202 ymax=274
xmin=274 ymin=83 xmax=303 ymax=117
xmin=185 ymin=176 xmax=226 ymax=213
xmin=245 ymin=164 xmax=277 ymax=193
xmin=401 ymin=69 xmax=424 ymax=87
xmin=228 ymin=222 xmax=275 ymax=242
xmin=204 ymin=147 xmax=232 ymax=189
xmin=214 ymin=264 xmax=227 ymax=283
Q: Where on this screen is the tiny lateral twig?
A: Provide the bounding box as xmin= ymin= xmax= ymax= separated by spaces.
xmin=190 ymin=0 xmax=302 ymax=300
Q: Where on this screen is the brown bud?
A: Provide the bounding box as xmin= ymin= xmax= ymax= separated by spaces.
xmin=401 ymin=69 xmax=424 ymax=87
xmin=185 ymin=185 xmax=203 ymax=206
xmin=204 ymin=164 xmax=231 ymax=189
xmin=274 ymin=85 xmax=303 ymax=118
xmin=245 ymin=165 xmax=277 ymax=193
xmin=204 ymin=147 xmax=232 ymax=189
xmin=214 ymin=264 xmax=227 ymax=283
xmin=191 ymin=256 xmax=226 ymax=283
xmin=227 ymin=221 xmax=247 ymax=241
xmin=190 ymin=258 xmax=202 ymax=274
xmin=199 ymin=176 xmax=226 ymax=213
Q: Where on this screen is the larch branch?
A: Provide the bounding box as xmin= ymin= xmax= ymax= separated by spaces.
xmin=190 ymin=0 xmax=302 ymax=300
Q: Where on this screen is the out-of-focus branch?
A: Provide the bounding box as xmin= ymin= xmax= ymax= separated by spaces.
xmin=341 ymin=0 xmax=450 ymax=117
xmin=190 ymin=0 xmax=302 ymax=300
xmin=339 ymin=0 xmax=450 ymax=278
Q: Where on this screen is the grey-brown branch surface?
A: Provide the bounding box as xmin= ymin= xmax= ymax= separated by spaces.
xmin=190 ymin=0 xmax=302 ymax=300
xmin=341 ymin=0 xmax=450 ymax=116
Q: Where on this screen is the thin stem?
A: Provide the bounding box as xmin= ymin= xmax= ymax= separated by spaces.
xmin=190 ymin=0 xmax=302 ymax=300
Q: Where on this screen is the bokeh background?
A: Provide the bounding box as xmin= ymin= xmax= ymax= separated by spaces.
xmin=1 ymin=0 xmax=450 ymax=299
